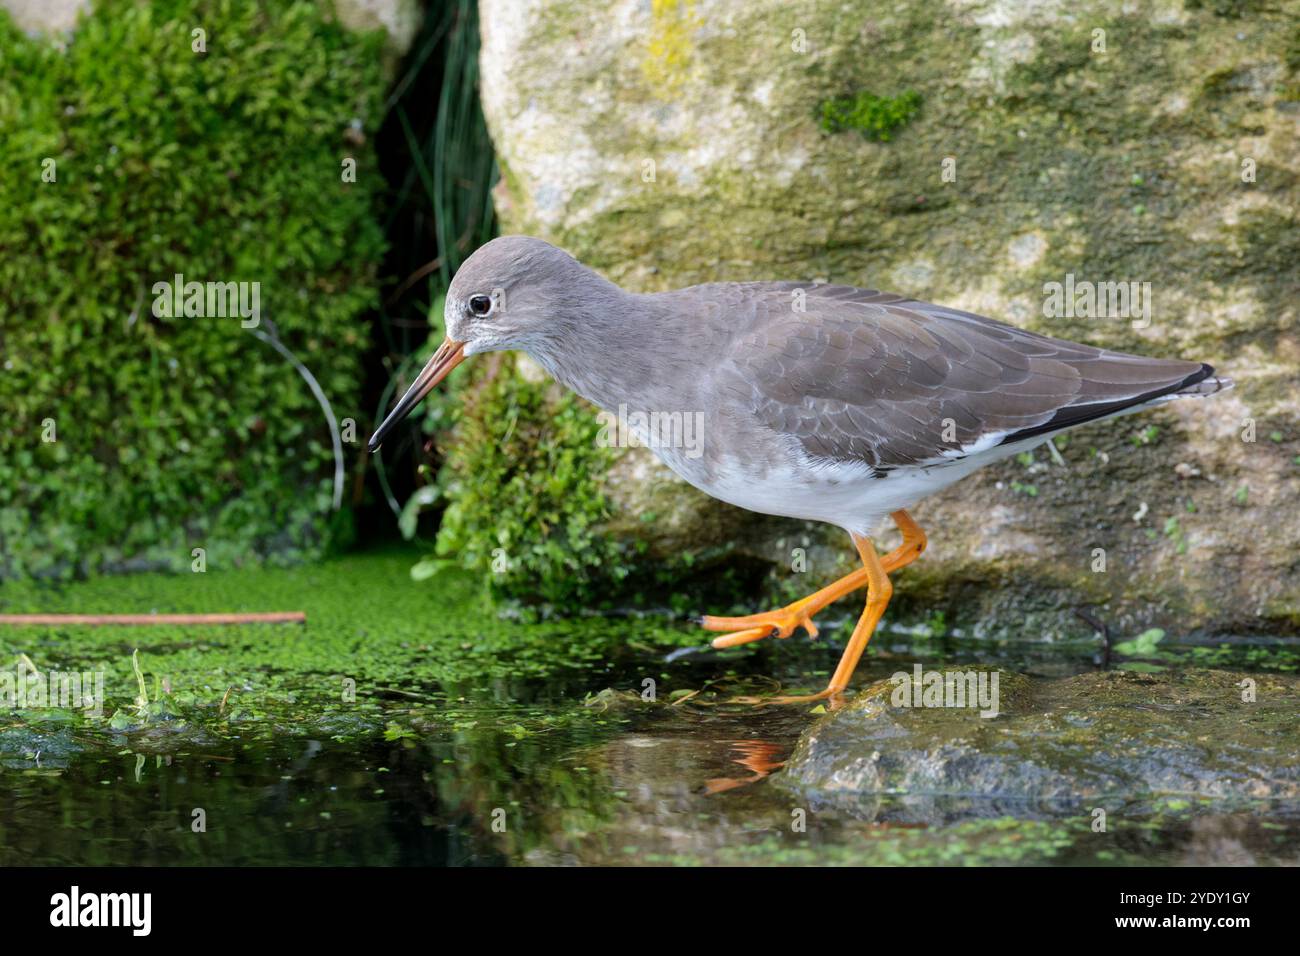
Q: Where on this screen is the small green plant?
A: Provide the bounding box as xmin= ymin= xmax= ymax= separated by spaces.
xmin=131 ymin=649 xmax=149 ymax=717
xmin=383 ymin=722 xmax=417 ymax=742
xmin=1130 ymin=425 xmax=1161 ymax=446
xmin=818 ymin=90 xmax=922 ymax=142
xmin=104 ymin=648 xmax=179 ymax=728
xmin=1114 ymin=627 xmax=1166 ymax=663
xmin=920 ymin=609 xmax=948 ymax=639
xmin=432 ymin=357 xmax=630 ymax=607
xmin=1163 ymin=516 xmax=1188 ymax=554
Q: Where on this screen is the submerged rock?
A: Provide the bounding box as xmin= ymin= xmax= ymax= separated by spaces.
xmin=779 ymin=669 xmax=1300 ymax=805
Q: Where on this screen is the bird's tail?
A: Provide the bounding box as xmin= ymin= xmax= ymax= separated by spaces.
xmin=1176 ymin=364 xmax=1233 ymax=398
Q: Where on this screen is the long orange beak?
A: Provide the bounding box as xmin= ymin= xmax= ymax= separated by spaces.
xmin=368 ymin=338 xmax=467 ymax=452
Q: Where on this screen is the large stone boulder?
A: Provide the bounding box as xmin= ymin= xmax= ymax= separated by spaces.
xmin=472 ymin=0 xmax=1297 ymax=638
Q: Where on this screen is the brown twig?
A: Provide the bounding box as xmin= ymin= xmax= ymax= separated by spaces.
xmin=0 ymin=612 xmax=306 ymax=626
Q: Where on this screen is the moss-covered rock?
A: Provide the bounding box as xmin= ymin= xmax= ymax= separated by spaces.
xmin=779 ymin=668 xmax=1300 ymax=806
xmin=467 ymin=0 xmax=1298 ymax=637
xmin=432 ymin=352 xmax=629 ymax=607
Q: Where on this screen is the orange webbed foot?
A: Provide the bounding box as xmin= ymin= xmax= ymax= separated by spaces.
xmin=700 ymin=599 xmax=820 ymax=648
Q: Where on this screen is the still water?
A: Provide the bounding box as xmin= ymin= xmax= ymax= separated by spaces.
xmin=4 ymin=631 xmax=1297 ymax=866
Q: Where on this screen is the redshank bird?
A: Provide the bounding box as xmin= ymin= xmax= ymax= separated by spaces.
xmin=370 ymin=236 xmax=1231 ymax=704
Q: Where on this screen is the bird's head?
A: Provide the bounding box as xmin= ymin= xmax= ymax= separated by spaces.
xmin=367 ymin=235 xmax=589 ymax=452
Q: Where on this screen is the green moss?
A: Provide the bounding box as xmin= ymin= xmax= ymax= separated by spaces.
xmin=0 ymin=547 xmax=692 ymax=865
xmin=0 ymin=0 xmax=388 ymax=579
xmin=432 ymin=356 xmax=634 ymax=608
xmin=817 ymin=89 xmax=921 ymax=141
xmin=0 ymin=546 xmax=695 ymax=745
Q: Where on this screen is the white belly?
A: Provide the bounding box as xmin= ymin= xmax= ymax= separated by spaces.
xmin=652 ymin=432 xmax=1050 ymax=537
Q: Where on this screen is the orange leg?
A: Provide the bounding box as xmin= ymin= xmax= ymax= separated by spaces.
xmin=701 ymin=510 xmax=925 ymax=649
xmin=740 ymin=533 xmax=894 ymax=707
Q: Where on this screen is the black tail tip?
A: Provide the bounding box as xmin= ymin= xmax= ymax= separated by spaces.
xmin=1179 ymin=362 xmax=1233 ymax=398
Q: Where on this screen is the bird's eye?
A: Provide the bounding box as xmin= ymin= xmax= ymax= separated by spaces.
xmin=468 ymin=294 xmax=493 ymax=317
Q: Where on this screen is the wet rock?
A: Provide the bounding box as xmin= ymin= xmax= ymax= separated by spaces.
xmin=779 ymin=669 xmax=1300 ymax=805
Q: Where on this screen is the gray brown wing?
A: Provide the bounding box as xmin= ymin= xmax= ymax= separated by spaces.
xmin=716 ymin=284 xmax=1212 ymax=471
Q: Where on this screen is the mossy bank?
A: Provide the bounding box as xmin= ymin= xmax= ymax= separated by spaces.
xmin=0 ymin=0 xmax=392 ymax=579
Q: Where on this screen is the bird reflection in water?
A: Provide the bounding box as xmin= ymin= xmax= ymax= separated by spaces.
xmin=703 ymin=740 xmax=786 ymax=795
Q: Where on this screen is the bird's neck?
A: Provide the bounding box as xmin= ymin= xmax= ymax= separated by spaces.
xmin=523 ymin=288 xmax=695 ymax=416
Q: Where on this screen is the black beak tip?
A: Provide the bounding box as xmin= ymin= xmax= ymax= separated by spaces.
xmin=366 ymin=436 xmax=382 ymax=454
